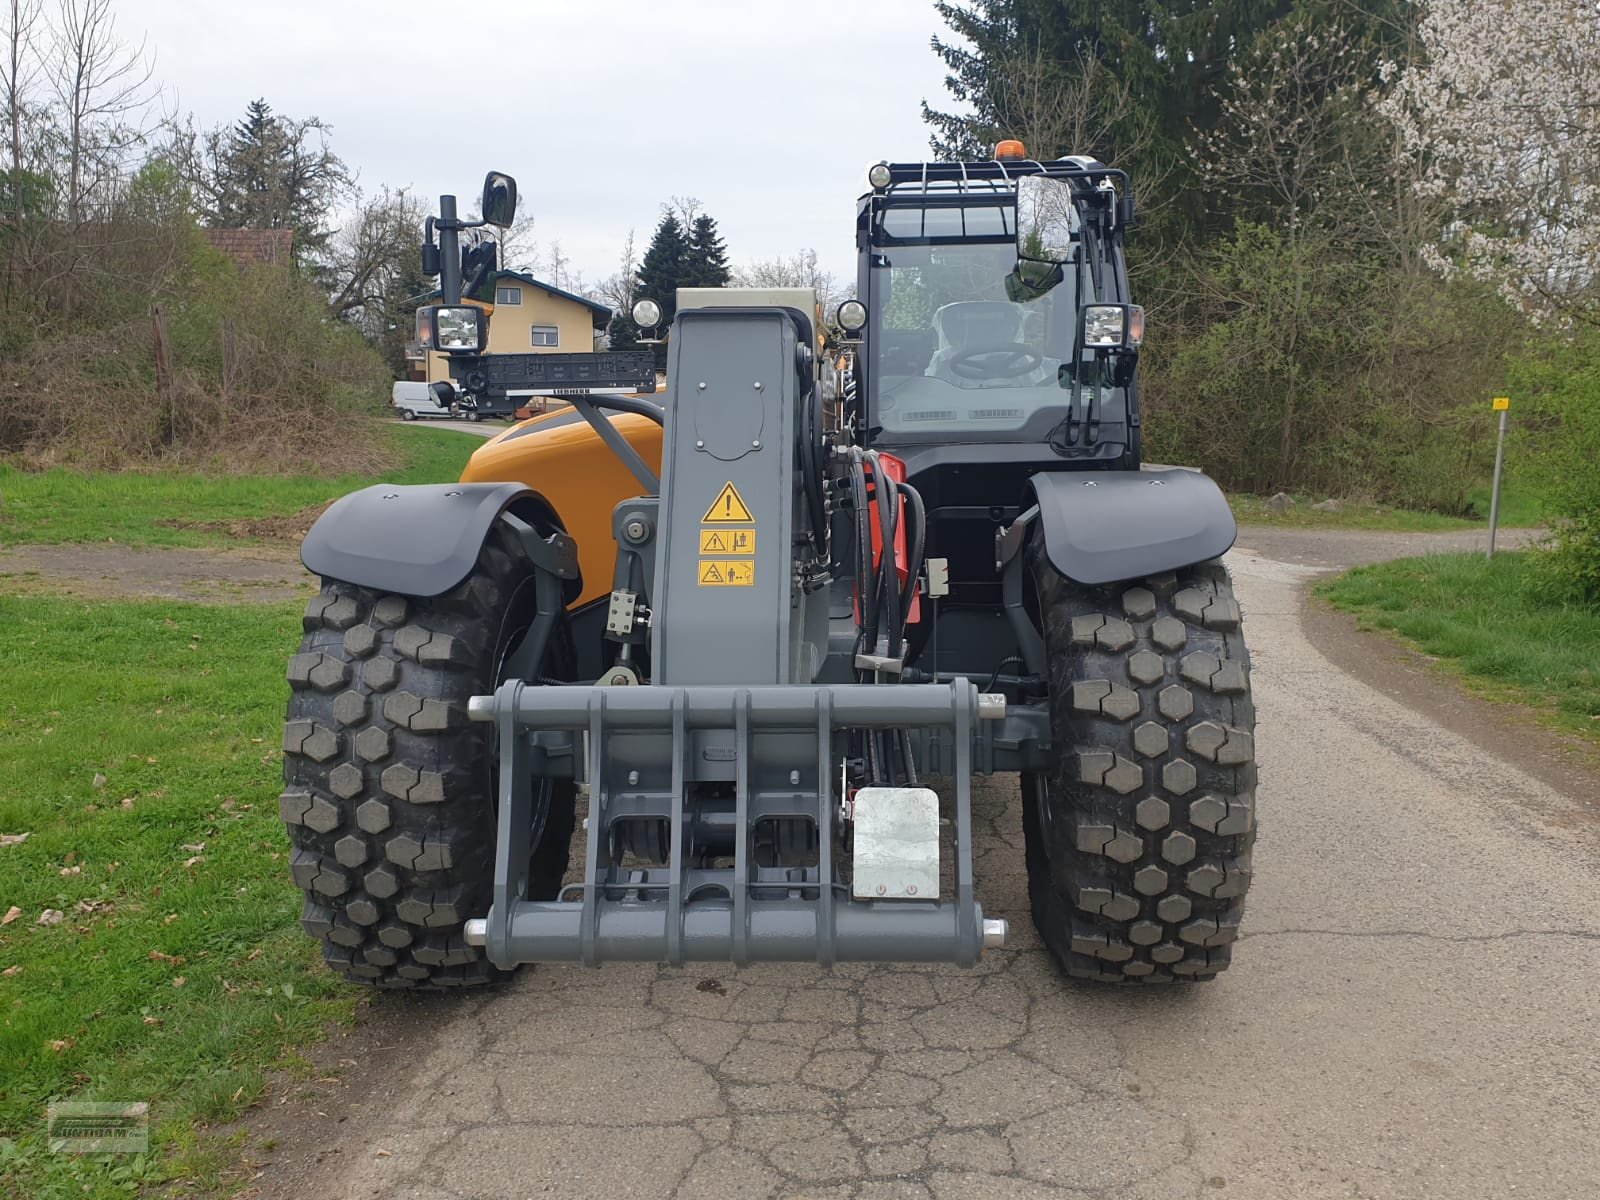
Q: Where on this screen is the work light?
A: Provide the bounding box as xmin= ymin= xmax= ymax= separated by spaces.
xmin=1081 ymin=304 xmax=1145 ymax=350
xmin=632 ymin=298 xmax=662 ymax=329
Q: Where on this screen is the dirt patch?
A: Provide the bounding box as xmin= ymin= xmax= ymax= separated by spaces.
xmin=156 ymin=501 xmax=333 ymax=543
xmin=0 ymin=542 xmax=312 ymax=603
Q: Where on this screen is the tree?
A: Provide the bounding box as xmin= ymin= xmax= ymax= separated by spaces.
xmin=600 ymin=227 xmax=640 ymax=351
xmin=323 ymin=185 xmax=428 ymax=372
xmin=1377 ymin=0 xmax=1600 ymax=324
xmin=922 ymin=0 xmax=1295 ymax=228
xmin=47 ymin=0 xmax=155 ymax=221
xmin=683 ymin=212 xmax=730 ymax=289
xmin=176 ymin=98 xmax=352 ymax=269
xmin=2 ymin=0 xmax=44 ymax=217
xmin=733 ymin=247 xmax=843 ymax=315
xmin=632 ymin=211 xmax=688 ymax=366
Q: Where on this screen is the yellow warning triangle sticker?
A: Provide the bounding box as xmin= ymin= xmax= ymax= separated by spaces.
xmin=703 ymin=481 xmax=755 ymax=523
xmin=701 ymin=562 xmax=724 ymax=583
xmin=703 ymin=531 xmax=728 ymax=552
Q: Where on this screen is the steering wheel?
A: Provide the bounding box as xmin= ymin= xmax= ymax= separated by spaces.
xmin=950 ymin=344 xmax=1042 ymax=380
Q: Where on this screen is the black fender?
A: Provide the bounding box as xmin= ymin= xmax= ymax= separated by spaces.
xmin=1025 ymin=468 xmax=1236 ymax=586
xmin=301 ymin=482 xmax=581 ymax=600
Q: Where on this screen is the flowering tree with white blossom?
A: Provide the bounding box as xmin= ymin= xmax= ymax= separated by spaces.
xmin=1379 ymin=0 xmax=1600 ymax=324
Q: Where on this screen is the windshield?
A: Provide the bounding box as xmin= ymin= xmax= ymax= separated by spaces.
xmin=868 ymin=238 xmax=1089 ymax=440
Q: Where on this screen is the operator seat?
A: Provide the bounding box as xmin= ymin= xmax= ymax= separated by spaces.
xmin=925 ymin=301 xmax=1056 ymax=389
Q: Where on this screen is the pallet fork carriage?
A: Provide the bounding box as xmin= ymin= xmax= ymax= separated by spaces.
xmin=285 ymin=153 xmax=1257 ymax=986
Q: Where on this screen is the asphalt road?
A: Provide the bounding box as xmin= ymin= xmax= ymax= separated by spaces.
xmin=403 ymin=416 xmax=509 ymax=437
xmin=246 ymin=535 xmax=1600 ymax=1200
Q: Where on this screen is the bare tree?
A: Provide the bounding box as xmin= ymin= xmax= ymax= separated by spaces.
xmin=595 ymin=226 xmax=637 ymax=313
xmin=734 ymin=247 xmax=843 ymax=313
xmin=666 ymin=194 xmax=702 ymax=231
xmin=49 ymin=0 xmax=156 ymax=221
xmin=325 ymin=185 xmax=425 ymax=321
xmin=493 ymin=202 xmax=539 ymax=275
xmin=3 ymin=0 xmax=43 ymax=214
xmin=545 ymin=236 xmax=569 ymax=289
xmin=990 ymin=46 xmax=1161 ymax=169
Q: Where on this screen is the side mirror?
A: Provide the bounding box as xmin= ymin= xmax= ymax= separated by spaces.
xmin=1015 ymin=175 xmax=1079 ymax=264
xmin=480 ymin=171 xmax=517 ymax=228
xmin=426 ymin=305 xmax=488 ymax=355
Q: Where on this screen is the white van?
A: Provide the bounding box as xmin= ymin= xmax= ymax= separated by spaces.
xmin=391 ymin=381 xmax=454 ymax=420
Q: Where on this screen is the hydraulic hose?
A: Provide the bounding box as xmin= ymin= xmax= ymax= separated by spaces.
xmin=895 ymin=480 xmax=926 ymax=628
xmin=849 ymin=451 xmax=877 ymax=657
xmin=865 ymin=451 xmax=902 ymax=660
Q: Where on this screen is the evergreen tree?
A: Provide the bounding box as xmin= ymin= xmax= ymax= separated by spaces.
xmin=606 ymin=309 xmax=641 ymax=353
xmin=922 ymin=0 xmax=1293 ymax=238
xmin=205 ymin=98 xmax=351 ymax=268
xmin=632 ymin=211 xmax=688 ymax=367
xmin=683 ymin=213 xmax=731 ymax=289
xmin=921 ymin=0 xmax=1414 ymax=241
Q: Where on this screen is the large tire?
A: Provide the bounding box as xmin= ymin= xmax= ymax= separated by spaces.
xmin=1024 ymin=550 xmax=1256 ymax=982
xmin=280 ymin=523 xmax=575 ymax=988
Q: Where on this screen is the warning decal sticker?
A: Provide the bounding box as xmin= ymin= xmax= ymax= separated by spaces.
xmin=698 ymin=559 xmax=755 ymax=587
xmin=703 ymin=482 xmax=755 ymax=523
xmin=700 ymin=528 xmax=756 ymax=555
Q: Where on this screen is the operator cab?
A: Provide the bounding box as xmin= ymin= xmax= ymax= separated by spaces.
xmin=852 ymin=152 xmax=1141 ymax=463
xmin=846 ymin=150 xmax=1145 ymax=625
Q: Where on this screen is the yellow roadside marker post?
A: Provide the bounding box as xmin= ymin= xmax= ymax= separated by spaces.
xmin=1488 ymin=396 xmax=1511 ymax=559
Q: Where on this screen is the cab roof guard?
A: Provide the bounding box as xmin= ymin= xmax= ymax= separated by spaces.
xmin=872 ymin=158 xmax=1128 ymax=199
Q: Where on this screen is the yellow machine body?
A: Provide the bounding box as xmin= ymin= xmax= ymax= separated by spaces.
xmin=459 ymin=407 xmax=664 ymax=608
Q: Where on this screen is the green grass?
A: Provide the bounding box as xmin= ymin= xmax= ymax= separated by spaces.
xmin=0 ymin=596 xmax=357 ymax=1198
xmin=0 ymin=425 xmax=482 ymax=549
xmin=1230 ymin=483 xmax=1547 ymax=532
xmin=1317 ymin=552 xmax=1600 ymax=743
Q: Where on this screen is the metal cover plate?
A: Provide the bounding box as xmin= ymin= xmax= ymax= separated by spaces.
xmin=852 ymin=786 xmax=940 ymax=900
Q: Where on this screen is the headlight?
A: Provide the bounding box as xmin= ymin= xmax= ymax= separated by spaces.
xmin=835 ymin=300 xmax=867 ymax=334
xmin=868 ymin=162 xmax=892 ymax=190
xmin=632 ymin=298 xmax=662 ymax=328
xmin=1081 ymin=306 xmax=1125 ymax=348
xmin=432 ymin=306 xmax=484 ymax=353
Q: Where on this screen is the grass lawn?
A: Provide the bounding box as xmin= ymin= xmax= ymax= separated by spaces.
xmin=0 ymin=424 xmax=482 ymax=549
xmin=1317 ymin=552 xmax=1600 ymax=744
xmin=1230 ymin=482 xmax=1547 ymax=532
xmin=0 ymin=596 xmax=356 ymax=1198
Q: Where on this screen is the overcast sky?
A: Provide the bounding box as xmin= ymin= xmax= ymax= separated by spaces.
xmin=113 ymin=0 xmax=967 ymax=295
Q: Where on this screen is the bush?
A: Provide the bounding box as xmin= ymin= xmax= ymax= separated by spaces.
xmin=0 ymin=190 xmax=393 ymax=474
xmin=1510 ymin=332 xmax=1600 ymax=604
xmin=1141 ymin=223 xmax=1512 ymax=512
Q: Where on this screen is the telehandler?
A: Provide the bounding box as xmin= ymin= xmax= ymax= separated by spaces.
xmin=281 ymin=147 xmax=1255 ymax=987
